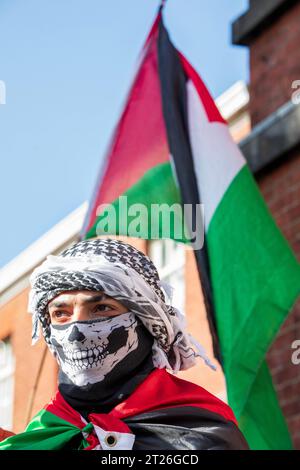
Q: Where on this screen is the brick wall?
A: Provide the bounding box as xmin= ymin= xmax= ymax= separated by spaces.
xmin=258 ymin=151 xmax=300 ymax=448
xmin=249 ymin=1 xmax=300 ymax=126
xmin=258 ymin=150 xmax=300 ymax=255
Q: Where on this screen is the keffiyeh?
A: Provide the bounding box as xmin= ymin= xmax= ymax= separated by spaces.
xmin=28 ymin=238 xmax=215 ymax=373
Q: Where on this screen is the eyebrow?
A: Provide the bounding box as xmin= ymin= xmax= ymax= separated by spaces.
xmin=48 ymin=294 xmax=108 ymax=310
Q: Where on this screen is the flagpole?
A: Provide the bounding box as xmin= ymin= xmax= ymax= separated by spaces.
xmin=159 ymin=0 xmax=167 ymax=12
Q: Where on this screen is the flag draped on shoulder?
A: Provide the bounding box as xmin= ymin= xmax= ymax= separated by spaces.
xmin=0 ymin=369 xmax=239 ymax=450
xmin=81 ymin=8 xmax=300 ymax=450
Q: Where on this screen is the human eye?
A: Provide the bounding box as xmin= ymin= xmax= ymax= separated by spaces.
xmin=52 ymin=310 xmax=71 ymax=320
xmin=93 ymin=304 xmax=112 ymax=313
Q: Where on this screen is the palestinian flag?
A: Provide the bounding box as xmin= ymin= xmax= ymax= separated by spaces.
xmin=0 ymin=368 xmax=241 ymax=450
xmin=81 ymin=8 xmax=300 ymax=449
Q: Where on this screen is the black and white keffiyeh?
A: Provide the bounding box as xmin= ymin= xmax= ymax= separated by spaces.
xmin=28 ymin=238 xmax=215 ymax=373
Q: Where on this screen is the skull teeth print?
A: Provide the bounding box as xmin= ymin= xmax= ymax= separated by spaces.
xmin=64 ymin=346 xmax=108 ymax=362
xmin=49 ymin=312 xmax=140 ymax=386
xmin=64 ymin=350 xmax=110 ymax=370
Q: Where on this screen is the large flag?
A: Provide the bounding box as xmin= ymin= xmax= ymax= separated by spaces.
xmin=81 ymin=8 xmax=300 ymax=449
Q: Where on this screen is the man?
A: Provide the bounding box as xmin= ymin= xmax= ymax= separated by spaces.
xmin=0 ymin=238 xmax=248 ymax=450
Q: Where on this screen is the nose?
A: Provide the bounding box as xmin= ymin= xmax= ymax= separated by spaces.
xmin=68 ymin=325 xmax=86 ymax=343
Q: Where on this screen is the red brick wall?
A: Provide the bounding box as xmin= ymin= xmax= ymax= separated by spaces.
xmin=249 ymin=2 xmax=300 ymax=126
xmin=258 ymin=151 xmax=300 ymax=255
xmin=257 ymin=151 xmax=300 ymax=448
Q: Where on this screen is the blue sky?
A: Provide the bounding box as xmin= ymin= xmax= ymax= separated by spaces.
xmin=0 ymin=0 xmax=248 ymax=267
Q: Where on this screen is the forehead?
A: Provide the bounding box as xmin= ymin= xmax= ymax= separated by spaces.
xmin=48 ymin=290 xmax=107 ymax=307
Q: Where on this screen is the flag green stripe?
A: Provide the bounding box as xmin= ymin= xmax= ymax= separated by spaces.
xmin=207 ymin=165 xmax=300 ymax=449
xmin=239 ymin=360 xmax=293 ymax=450
xmin=85 ymin=161 xmax=189 ymax=242
xmin=0 ymin=409 xmax=87 ymax=450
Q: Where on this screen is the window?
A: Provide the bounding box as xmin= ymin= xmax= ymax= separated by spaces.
xmin=148 ymin=239 xmax=186 ymax=314
xmin=0 ymin=339 xmax=15 ymax=431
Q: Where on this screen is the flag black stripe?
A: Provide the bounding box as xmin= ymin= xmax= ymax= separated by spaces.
xmin=157 ymin=17 xmax=222 ymax=364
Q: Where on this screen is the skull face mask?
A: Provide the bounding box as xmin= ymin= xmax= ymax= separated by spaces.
xmin=50 ymin=311 xmax=140 ymax=387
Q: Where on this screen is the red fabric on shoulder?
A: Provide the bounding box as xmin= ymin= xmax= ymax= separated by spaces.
xmin=112 ymin=368 xmax=237 ymax=425
xmin=46 ymin=368 xmax=237 ymax=426
xmin=46 ymin=391 xmax=84 ymax=428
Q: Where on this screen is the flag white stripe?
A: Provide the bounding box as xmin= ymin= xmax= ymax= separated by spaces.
xmin=187 ymin=80 xmax=246 ymax=231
